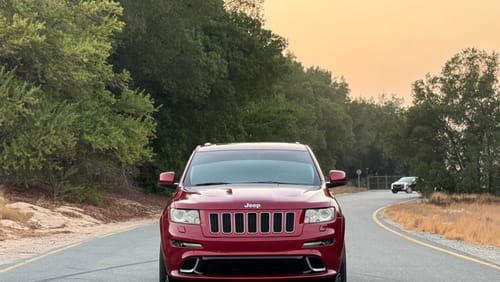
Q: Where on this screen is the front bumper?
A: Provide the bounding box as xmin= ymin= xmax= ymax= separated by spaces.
xmin=160 ymin=216 xmax=344 ymax=281
xmin=169 ymin=255 xmax=338 ymax=281
xmin=391 ymin=184 xmax=406 ymax=191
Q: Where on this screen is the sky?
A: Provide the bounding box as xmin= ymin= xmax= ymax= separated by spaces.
xmin=263 ymin=0 xmax=500 ymax=104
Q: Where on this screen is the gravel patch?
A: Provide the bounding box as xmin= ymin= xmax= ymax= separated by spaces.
xmin=409 ymin=230 xmax=500 ymax=265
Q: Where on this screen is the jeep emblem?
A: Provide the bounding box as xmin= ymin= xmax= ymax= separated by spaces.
xmin=244 ymin=203 xmax=261 ymax=209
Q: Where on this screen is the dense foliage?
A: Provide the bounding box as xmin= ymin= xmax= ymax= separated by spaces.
xmin=400 ymin=49 xmax=499 ymax=195
xmin=0 ymin=0 xmax=156 ymax=203
xmin=1 ymin=0 xmax=497 ymax=202
xmin=339 ymin=96 xmax=404 ymax=178
xmin=112 ymin=0 xmax=354 ymax=186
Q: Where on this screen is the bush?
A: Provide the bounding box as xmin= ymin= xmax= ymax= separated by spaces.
xmin=62 ymin=185 xmax=104 ymax=207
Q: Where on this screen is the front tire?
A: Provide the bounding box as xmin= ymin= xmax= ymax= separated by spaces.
xmin=159 ymin=248 xmax=166 ymax=282
xmin=159 ymin=247 xmax=177 ymax=282
xmin=391 ymin=189 xmax=398 ymax=194
xmin=335 ymin=246 xmax=347 ymax=282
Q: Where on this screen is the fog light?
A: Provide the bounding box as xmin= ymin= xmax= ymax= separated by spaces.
xmin=171 ymin=240 xmax=203 ymax=248
xmin=302 ymin=239 xmax=334 ymax=247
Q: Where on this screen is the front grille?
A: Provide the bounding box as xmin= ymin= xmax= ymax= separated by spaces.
xmin=209 ymin=212 xmax=295 ymax=234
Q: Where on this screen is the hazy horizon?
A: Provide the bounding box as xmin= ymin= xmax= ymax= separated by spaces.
xmin=263 ymin=0 xmax=500 ymax=104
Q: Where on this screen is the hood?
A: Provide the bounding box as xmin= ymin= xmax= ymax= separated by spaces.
xmin=393 ymin=180 xmax=413 ymax=185
xmin=171 ymin=184 xmax=332 ymax=210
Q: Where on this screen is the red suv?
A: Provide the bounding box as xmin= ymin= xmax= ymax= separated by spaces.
xmin=158 ymin=142 xmax=347 ymax=282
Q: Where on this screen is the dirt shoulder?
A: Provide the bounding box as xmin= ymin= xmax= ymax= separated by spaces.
xmin=0 ymin=187 xmax=167 ymax=265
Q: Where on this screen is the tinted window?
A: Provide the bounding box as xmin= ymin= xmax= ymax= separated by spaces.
xmin=184 ymin=150 xmax=320 ymax=187
xmin=398 ymin=177 xmax=415 ymax=183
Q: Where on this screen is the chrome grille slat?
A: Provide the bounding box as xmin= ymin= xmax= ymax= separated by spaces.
xmin=209 ymin=212 xmax=295 ymax=234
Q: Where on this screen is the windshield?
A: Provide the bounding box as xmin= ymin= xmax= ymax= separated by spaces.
xmin=397 ymin=177 xmax=415 ymax=183
xmin=183 ymin=149 xmax=321 ymax=187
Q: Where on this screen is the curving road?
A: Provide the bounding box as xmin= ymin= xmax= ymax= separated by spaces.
xmin=337 ymin=191 xmax=499 ymax=281
xmin=0 ymin=190 xmax=498 ymax=281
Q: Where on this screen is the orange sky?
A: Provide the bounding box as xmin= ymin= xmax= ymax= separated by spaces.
xmin=263 ymin=0 xmax=500 ymax=104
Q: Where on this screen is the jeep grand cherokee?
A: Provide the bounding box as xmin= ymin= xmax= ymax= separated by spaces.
xmin=158 ymin=142 xmax=347 ymax=282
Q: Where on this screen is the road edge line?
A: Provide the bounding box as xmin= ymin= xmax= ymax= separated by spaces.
xmin=372 ymin=206 xmax=500 ymax=271
xmin=0 ymin=242 xmax=81 ymax=273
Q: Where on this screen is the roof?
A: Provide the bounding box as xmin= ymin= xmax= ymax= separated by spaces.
xmin=197 ymin=142 xmax=308 ymax=152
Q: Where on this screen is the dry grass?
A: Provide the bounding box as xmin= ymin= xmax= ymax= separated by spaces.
xmin=330 ymin=186 xmax=368 ymax=195
xmin=384 ymin=192 xmax=500 ymax=247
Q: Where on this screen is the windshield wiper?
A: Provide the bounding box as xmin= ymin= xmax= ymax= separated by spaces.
xmin=242 ymin=181 xmax=295 ymax=185
xmin=193 ymin=182 xmax=230 ymax=186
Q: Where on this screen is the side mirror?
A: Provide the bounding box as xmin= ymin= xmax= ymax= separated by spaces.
xmin=158 ymin=172 xmax=176 ymax=188
xmin=327 ymin=170 xmax=348 ymax=188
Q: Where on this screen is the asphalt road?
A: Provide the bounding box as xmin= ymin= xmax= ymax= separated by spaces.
xmin=337 ymin=191 xmax=499 ymax=281
xmin=0 ymin=190 xmax=498 ymax=281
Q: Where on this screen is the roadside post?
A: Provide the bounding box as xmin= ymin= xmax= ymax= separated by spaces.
xmin=356 ymin=169 xmax=362 ymax=187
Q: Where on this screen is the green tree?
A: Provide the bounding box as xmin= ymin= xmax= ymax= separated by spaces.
xmin=403 ymin=48 xmax=499 ymax=195
xmin=224 ymin=0 xmax=264 ymax=20
xmin=0 ymin=0 xmax=156 ymax=202
xmin=114 ymin=0 xmax=288 ymax=188
xmin=269 ymin=58 xmax=353 ymax=171
xmin=339 ymin=96 xmax=404 ymax=180
xmin=114 ymin=0 xmax=355 ymax=187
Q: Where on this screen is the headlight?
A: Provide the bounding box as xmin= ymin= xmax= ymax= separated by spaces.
xmin=304 ymin=207 xmax=335 ymax=223
xmin=170 ymin=208 xmax=200 ymax=224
